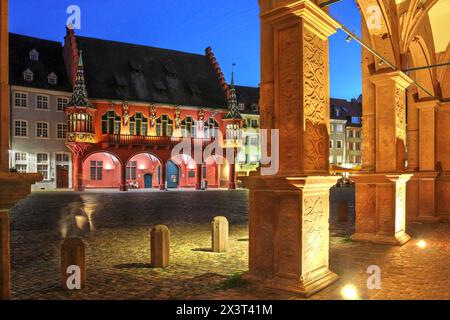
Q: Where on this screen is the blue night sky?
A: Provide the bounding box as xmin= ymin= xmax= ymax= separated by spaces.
xmin=10 ymin=0 xmax=362 ymax=100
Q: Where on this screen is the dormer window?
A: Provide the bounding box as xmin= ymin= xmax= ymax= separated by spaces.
xmin=23 ymin=69 xmax=34 ymax=82
xmin=251 ymin=104 xmax=259 ymax=113
xmin=48 ymin=72 xmax=57 ymax=85
xmin=238 ymin=103 xmax=245 ymax=111
xmin=29 ymin=49 xmax=39 ymax=62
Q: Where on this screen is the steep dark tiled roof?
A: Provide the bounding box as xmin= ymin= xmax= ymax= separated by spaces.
xmin=235 ymin=85 xmax=260 ymax=115
xmin=330 ymin=98 xmax=362 ymax=127
xmin=75 ymin=36 xmax=229 ymax=109
xmin=9 ymin=33 xmax=72 ymax=92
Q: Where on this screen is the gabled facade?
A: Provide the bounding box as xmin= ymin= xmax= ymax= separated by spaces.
xmin=9 ymin=33 xmax=73 ymax=190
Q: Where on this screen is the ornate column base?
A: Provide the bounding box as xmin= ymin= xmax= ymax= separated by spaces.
xmin=0 ymin=173 xmax=42 ymax=299
xmin=240 ymin=174 xmax=339 ymax=297
xmin=352 ymin=173 xmax=412 ymax=246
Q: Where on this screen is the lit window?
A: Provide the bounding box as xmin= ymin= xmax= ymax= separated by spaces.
xmin=23 ymin=69 xmax=34 ymax=82
xmin=36 ymin=122 xmax=49 ymax=138
xmin=29 ymin=49 xmax=39 ymax=61
xmin=126 ymin=161 xmax=137 ymax=180
xmin=37 ymin=153 xmax=49 ymax=180
xmin=15 ymin=152 xmax=27 ymax=162
xmin=14 ymin=92 xmax=28 ymax=108
xmin=56 ymin=153 xmax=70 ymax=162
xmin=90 ymin=161 xmax=103 ymax=181
xmin=14 ymin=120 xmax=28 ymax=137
xmin=57 ymin=97 xmax=69 ymax=111
xmin=48 ymin=73 xmax=58 ymax=85
xmin=336 ymin=124 xmax=344 ymax=133
xmin=36 ymin=95 xmax=49 ymax=110
xmin=15 ymin=164 xmax=27 ymax=173
xmin=57 ymin=123 xmax=67 ymax=139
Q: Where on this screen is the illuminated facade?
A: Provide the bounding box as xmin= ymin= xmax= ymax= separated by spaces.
xmin=63 ymin=29 xmax=242 ymax=191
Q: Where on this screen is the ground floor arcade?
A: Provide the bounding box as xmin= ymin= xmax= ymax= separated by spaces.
xmin=81 ymin=152 xmax=233 ymax=190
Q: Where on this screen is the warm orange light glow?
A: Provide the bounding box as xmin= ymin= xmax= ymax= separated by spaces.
xmin=341 ymin=285 xmax=359 ymax=300
xmin=417 ymin=240 xmax=427 ymax=249
xmin=104 ymin=164 xmax=112 ymax=170
xmin=139 ymin=165 xmax=146 ymax=170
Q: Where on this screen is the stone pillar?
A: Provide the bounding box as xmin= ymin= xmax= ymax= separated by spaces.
xmin=211 ymin=216 xmax=228 ymax=253
xmin=73 ymin=155 xmax=84 ymax=192
xmin=0 ymin=211 xmax=10 ymax=299
xmin=195 ymin=163 xmax=202 ymax=190
xmin=240 ymin=0 xmax=340 ymax=297
xmin=159 ymin=163 xmax=166 ymax=191
xmin=407 ymin=99 xmax=440 ymax=221
xmin=61 ymin=237 xmax=86 ymax=290
xmin=0 ymin=0 xmax=9 ymax=172
xmin=120 ymin=163 xmax=127 ymax=192
xmin=353 ymin=71 xmax=413 ymax=245
xmin=150 ymin=225 xmax=169 ymax=268
xmin=228 ymin=161 xmax=236 ymax=190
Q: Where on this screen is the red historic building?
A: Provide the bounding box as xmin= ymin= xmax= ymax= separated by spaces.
xmin=63 ymin=28 xmax=243 ymax=191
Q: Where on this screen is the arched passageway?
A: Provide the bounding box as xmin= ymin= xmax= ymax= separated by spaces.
xmin=82 ymin=152 xmax=122 ymax=189
xmin=125 ymin=153 xmax=162 ymax=189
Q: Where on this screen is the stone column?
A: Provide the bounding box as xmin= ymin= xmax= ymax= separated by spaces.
xmin=352 ymin=71 xmax=413 ymax=245
xmin=159 ymin=163 xmax=166 ymax=190
xmin=409 ymin=99 xmax=440 ymax=221
xmin=0 ymin=210 xmax=10 ymax=299
xmin=228 ymin=150 xmax=236 ymax=190
xmin=0 ymin=0 xmax=9 ymax=172
xmin=195 ymin=163 xmax=202 ymax=190
xmin=240 ymin=0 xmax=340 ymax=297
xmin=73 ymin=155 xmax=84 ymax=192
xmin=119 ymin=163 xmax=127 ymax=192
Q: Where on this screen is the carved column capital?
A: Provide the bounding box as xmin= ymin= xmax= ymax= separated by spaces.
xmin=262 ymin=0 xmax=339 ymax=39
xmin=369 ymin=70 xmax=413 ymax=90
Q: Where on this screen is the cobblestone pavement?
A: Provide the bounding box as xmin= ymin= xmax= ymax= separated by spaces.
xmin=8 ymin=188 xmax=450 ymax=300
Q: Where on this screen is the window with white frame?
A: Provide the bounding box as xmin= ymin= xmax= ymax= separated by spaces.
xmin=329 ymin=140 xmax=333 ymax=148
xmin=36 ymin=122 xmax=49 ymax=138
xmin=14 ymin=92 xmax=28 ymax=108
xmin=336 ymin=140 xmax=343 ymax=149
xmin=36 ymin=95 xmax=49 ymax=110
xmin=14 ymin=152 xmax=27 ymax=162
xmin=336 ymin=155 xmax=343 ymax=163
xmin=15 ymin=164 xmax=27 ymax=173
xmin=37 ymin=153 xmax=49 ymax=180
xmin=23 ymin=69 xmax=34 ymax=82
xmin=29 ymin=49 xmax=39 ymax=61
xmin=57 ymin=123 xmax=67 ymax=139
xmin=57 ymin=97 xmax=69 ymax=111
xmin=56 ymin=153 xmax=70 ymax=163
xmin=48 ymin=72 xmax=57 ymax=85
xmin=14 ymin=120 xmax=28 ymax=137
xmin=335 ymin=124 xmax=344 ymax=133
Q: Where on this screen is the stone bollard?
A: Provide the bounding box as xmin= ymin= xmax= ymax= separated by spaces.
xmin=0 ymin=211 xmax=11 ymax=300
xmin=61 ymin=237 xmax=86 ymax=290
xmin=338 ymin=201 xmax=349 ymax=222
xmin=150 ymin=225 xmax=170 ymax=268
xmin=211 ymin=216 xmax=229 ymax=253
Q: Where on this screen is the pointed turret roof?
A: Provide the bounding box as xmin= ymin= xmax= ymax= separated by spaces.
xmin=67 ymin=51 xmax=94 ymax=109
xmin=224 ymin=64 xmax=243 ymax=120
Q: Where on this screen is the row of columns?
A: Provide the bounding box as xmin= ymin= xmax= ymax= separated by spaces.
xmin=72 ymin=157 xmax=238 ymax=192
xmin=242 ymin=0 xmax=431 ymax=297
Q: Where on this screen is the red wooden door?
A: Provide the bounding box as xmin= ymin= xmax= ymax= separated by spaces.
xmin=56 ymin=165 xmax=69 ymax=188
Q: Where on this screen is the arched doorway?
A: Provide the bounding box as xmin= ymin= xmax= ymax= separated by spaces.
xmin=126 ymin=153 xmax=162 ymax=189
xmin=82 ymin=152 xmax=121 ymax=189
